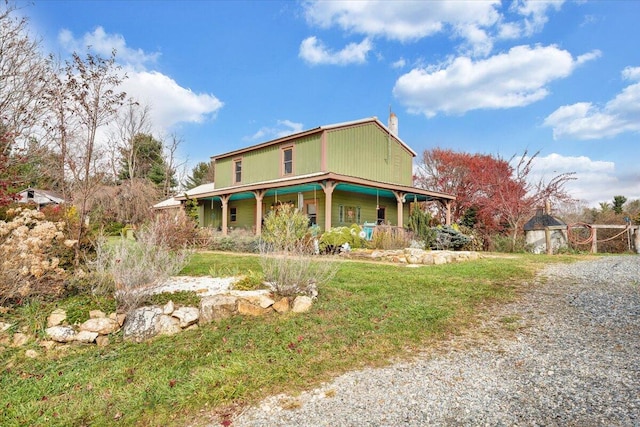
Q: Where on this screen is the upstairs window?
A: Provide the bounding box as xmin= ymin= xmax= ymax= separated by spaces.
xmin=282 ymin=146 xmax=293 ymax=176
xmin=233 ymin=158 xmax=242 ymax=184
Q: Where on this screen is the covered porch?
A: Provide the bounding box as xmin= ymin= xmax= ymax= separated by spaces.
xmin=178 ymin=172 xmax=454 ymax=236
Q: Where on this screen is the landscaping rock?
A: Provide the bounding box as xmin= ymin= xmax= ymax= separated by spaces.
xmin=47 ymin=309 xmax=67 ymax=327
xmin=39 ymin=340 xmax=56 ymax=350
xmin=273 ymin=297 xmax=290 ymax=313
xmin=157 ymin=314 xmax=182 ymax=336
xmin=238 ymin=299 xmax=271 ymax=316
xmin=243 ymin=294 xmax=275 ymax=309
xmin=25 ymin=349 xmax=39 ymax=358
xmin=122 ymin=306 xmax=163 ymax=343
xmin=172 ymin=307 xmax=199 ymax=328
xmin=96 ymin=336 xmax=109 ymax=347
xmin=89 ymin=310 xmax=106 ymax=319
xmin=163 ymin=300 xmax=175 ymax=315
xmin=292 ymin=296 xmax=313 ymax=313
xmin=96 ymin=335 xmax=109 ymax=347
xmin=46 ymin=325 xmax=77 ymax=343
xmin=0 ymin=321 xmax=12 ymax=333
xmin=114 ymin=313 xmax=127 ymax=327
xmin=11 ymin=332 xmax=29 ymax=347
xmin=79 ymin=317 xmax=119 ymax=335
xmin=200 ymin=295 xmax=238 ymax=324
xmin=75 ymin=330 xmax=99 ymax=344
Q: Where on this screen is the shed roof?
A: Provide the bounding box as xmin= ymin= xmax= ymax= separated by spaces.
xmin=523 ymin=213 xmax=566 ymax=231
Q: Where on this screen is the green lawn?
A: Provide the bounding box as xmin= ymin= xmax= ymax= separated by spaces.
xmin=0 ymin=252 xmax=585 ymax=426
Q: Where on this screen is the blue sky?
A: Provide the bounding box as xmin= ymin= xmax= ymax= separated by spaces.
xmin=22 ymin=0 xmax=640 ymax=207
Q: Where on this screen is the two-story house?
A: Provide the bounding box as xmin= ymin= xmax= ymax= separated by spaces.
xmin=178 ymin=116 xmax=455 ymax=235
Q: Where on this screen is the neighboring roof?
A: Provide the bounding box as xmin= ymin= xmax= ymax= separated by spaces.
xmin=211 ymin=117 xmax=417 ymax=161
xmin=184 ymin=182 xmax=215 ymax=197
xmin=152 ymin=197 xmax=181 ymax=210
xmin=152 ymin=183 xmax=216 ymax=210
xmin=19 ymin=188 xmax=65 ymax=205
xmin=176 ymin=171 xmax=455 ymax=203
xmin=523 ymin=213 xmax=567 ymax=231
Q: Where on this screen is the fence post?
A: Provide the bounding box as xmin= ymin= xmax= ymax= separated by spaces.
xmin=591 ymin=227 xmax=598 ymax=254
xmin=545 ymin=227 xmax=552 ymax=255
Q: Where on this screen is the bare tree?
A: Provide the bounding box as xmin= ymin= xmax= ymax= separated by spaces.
xmin=161 ymin=133 xmax=184 ymax=197
xmin=43 ymin=49 xmax=127 ymax=260
xmin=0 ymin=1 xmax=47 ymax=149
xmin=107 ymin=100 xmax=151 ymax=179
xmin=0 ymin=1 xmax=48 ymax=203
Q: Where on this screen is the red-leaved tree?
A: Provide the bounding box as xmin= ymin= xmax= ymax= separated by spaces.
xmin=415 ymin=148 xmax=575 ymax=249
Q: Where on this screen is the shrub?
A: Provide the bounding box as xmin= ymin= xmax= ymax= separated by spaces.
xmin=407 ymin=206 xmax=436 ymax=248
xmin=490 ymin=233 xmax=529 ymax=253
xmin=261 ymin=203 xmax=310 ymax=252
xmin=207 ymin=228 xmax=260 ymax=253
xmin=92 ymin=221 xmax=192 ymax=314
xmin=318 ymin=224 xmax=367 ymax=253
xmin=369 ymin=225 xmax=412 ymax=250
xmin=259 ymin=203 xmax=338 ymax=297
xmin=149 ymin=209 xmax=200 ymax=250
xmin=431 ymin=226 xmax=472 ymax=250
xmin=0 ymin=207 xmax=76 ymax=305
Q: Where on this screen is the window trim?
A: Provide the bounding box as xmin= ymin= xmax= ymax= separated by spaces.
xmin=281 ymin=145 xmax=294 ymax=176
xmin=233 ymin=157 xmax=242 ymax=184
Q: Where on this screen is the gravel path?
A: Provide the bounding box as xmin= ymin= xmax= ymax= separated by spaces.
xmin=229 ymin=256 xmax=640 ymax=427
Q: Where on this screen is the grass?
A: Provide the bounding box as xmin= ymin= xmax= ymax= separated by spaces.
xmin=0 ymin=252 xmax=586 ymax=426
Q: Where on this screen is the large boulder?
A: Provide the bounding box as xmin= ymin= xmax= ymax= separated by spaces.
xmin=122 ymin=306 xmax=163 ymax=343
xmin=200 ymin=295 xmax=238 ymax=324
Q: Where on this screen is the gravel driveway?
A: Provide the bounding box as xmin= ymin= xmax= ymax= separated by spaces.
xmin=229 ymin=256 xmax=639 ymax=427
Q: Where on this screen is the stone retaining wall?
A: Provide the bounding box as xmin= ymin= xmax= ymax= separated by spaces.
xmin=341 ymin=248 xmax=481 ymax=265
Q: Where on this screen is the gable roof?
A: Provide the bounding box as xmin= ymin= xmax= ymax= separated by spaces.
xmin=19 ymin=188 xmax=65 ymax=205
xmin=523 ymin=213 xmax=566 ymax=231
xmin=211 ymin=117 xmax=417 ymax=161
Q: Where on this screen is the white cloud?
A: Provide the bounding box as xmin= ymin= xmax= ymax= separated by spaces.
xmin=58 ymin=27 xmax=159 ymax=70
xmin=120 ymin=70 xmax=223 ymax=134
xmin=391 ymin=57 xmax=406 ymax=69
xmin=303 ymin=0 xmax=500 ymax=44
xmin=246 ymin=120 xmax=304 ymax=141
xmin=302 ymin=0 xmax=564 ymax=59
xmin=544 ymin=66 xmax=640 ymax=139
xmin=525 ymin=153 xmax=639 ymax=206
xmin=299 ymin=36 xmax=372 ymax=65
xmin=393 ymin=45 xmax=598 ymax=117
xmin=58 ymin=28 xmax=223 ymax=136
xmin=509 ymin=0 xmax=565 ymax=37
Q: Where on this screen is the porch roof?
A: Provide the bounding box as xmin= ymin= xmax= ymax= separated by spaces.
xmin=176 ymin=172 xmax=455 ymax=204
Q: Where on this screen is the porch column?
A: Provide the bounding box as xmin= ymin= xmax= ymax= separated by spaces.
xmin=253 ymin=190 xmax=266 ymax=236
xmin=393 ymin=191 xmax=406 ymax=228
xmin=445 ymin=200 xmax=452 ymax=226
xmin=220 ymin=194 xmax=230 ymax=236
xmin=320 ymin=180 xmax=336 ymax=231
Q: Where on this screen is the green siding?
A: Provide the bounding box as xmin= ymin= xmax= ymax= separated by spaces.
xmin=199 ymin=199 xmax=223 ymax=229
xmin=214 ymin=157 xmax=233 ymax=188
xmin=325 ymin=124 xmax=413 ymax=185
xmin=228 ymin=199 xmax=256 ymax=230
xmin=214 ymin=135 xmax=322 ymax=187
xmin=331 ymin=190 xmax=399 ymax=226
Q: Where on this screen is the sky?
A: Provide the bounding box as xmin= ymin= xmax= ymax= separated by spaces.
xmin=19 ymin=0 xmax=640 ymax=207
